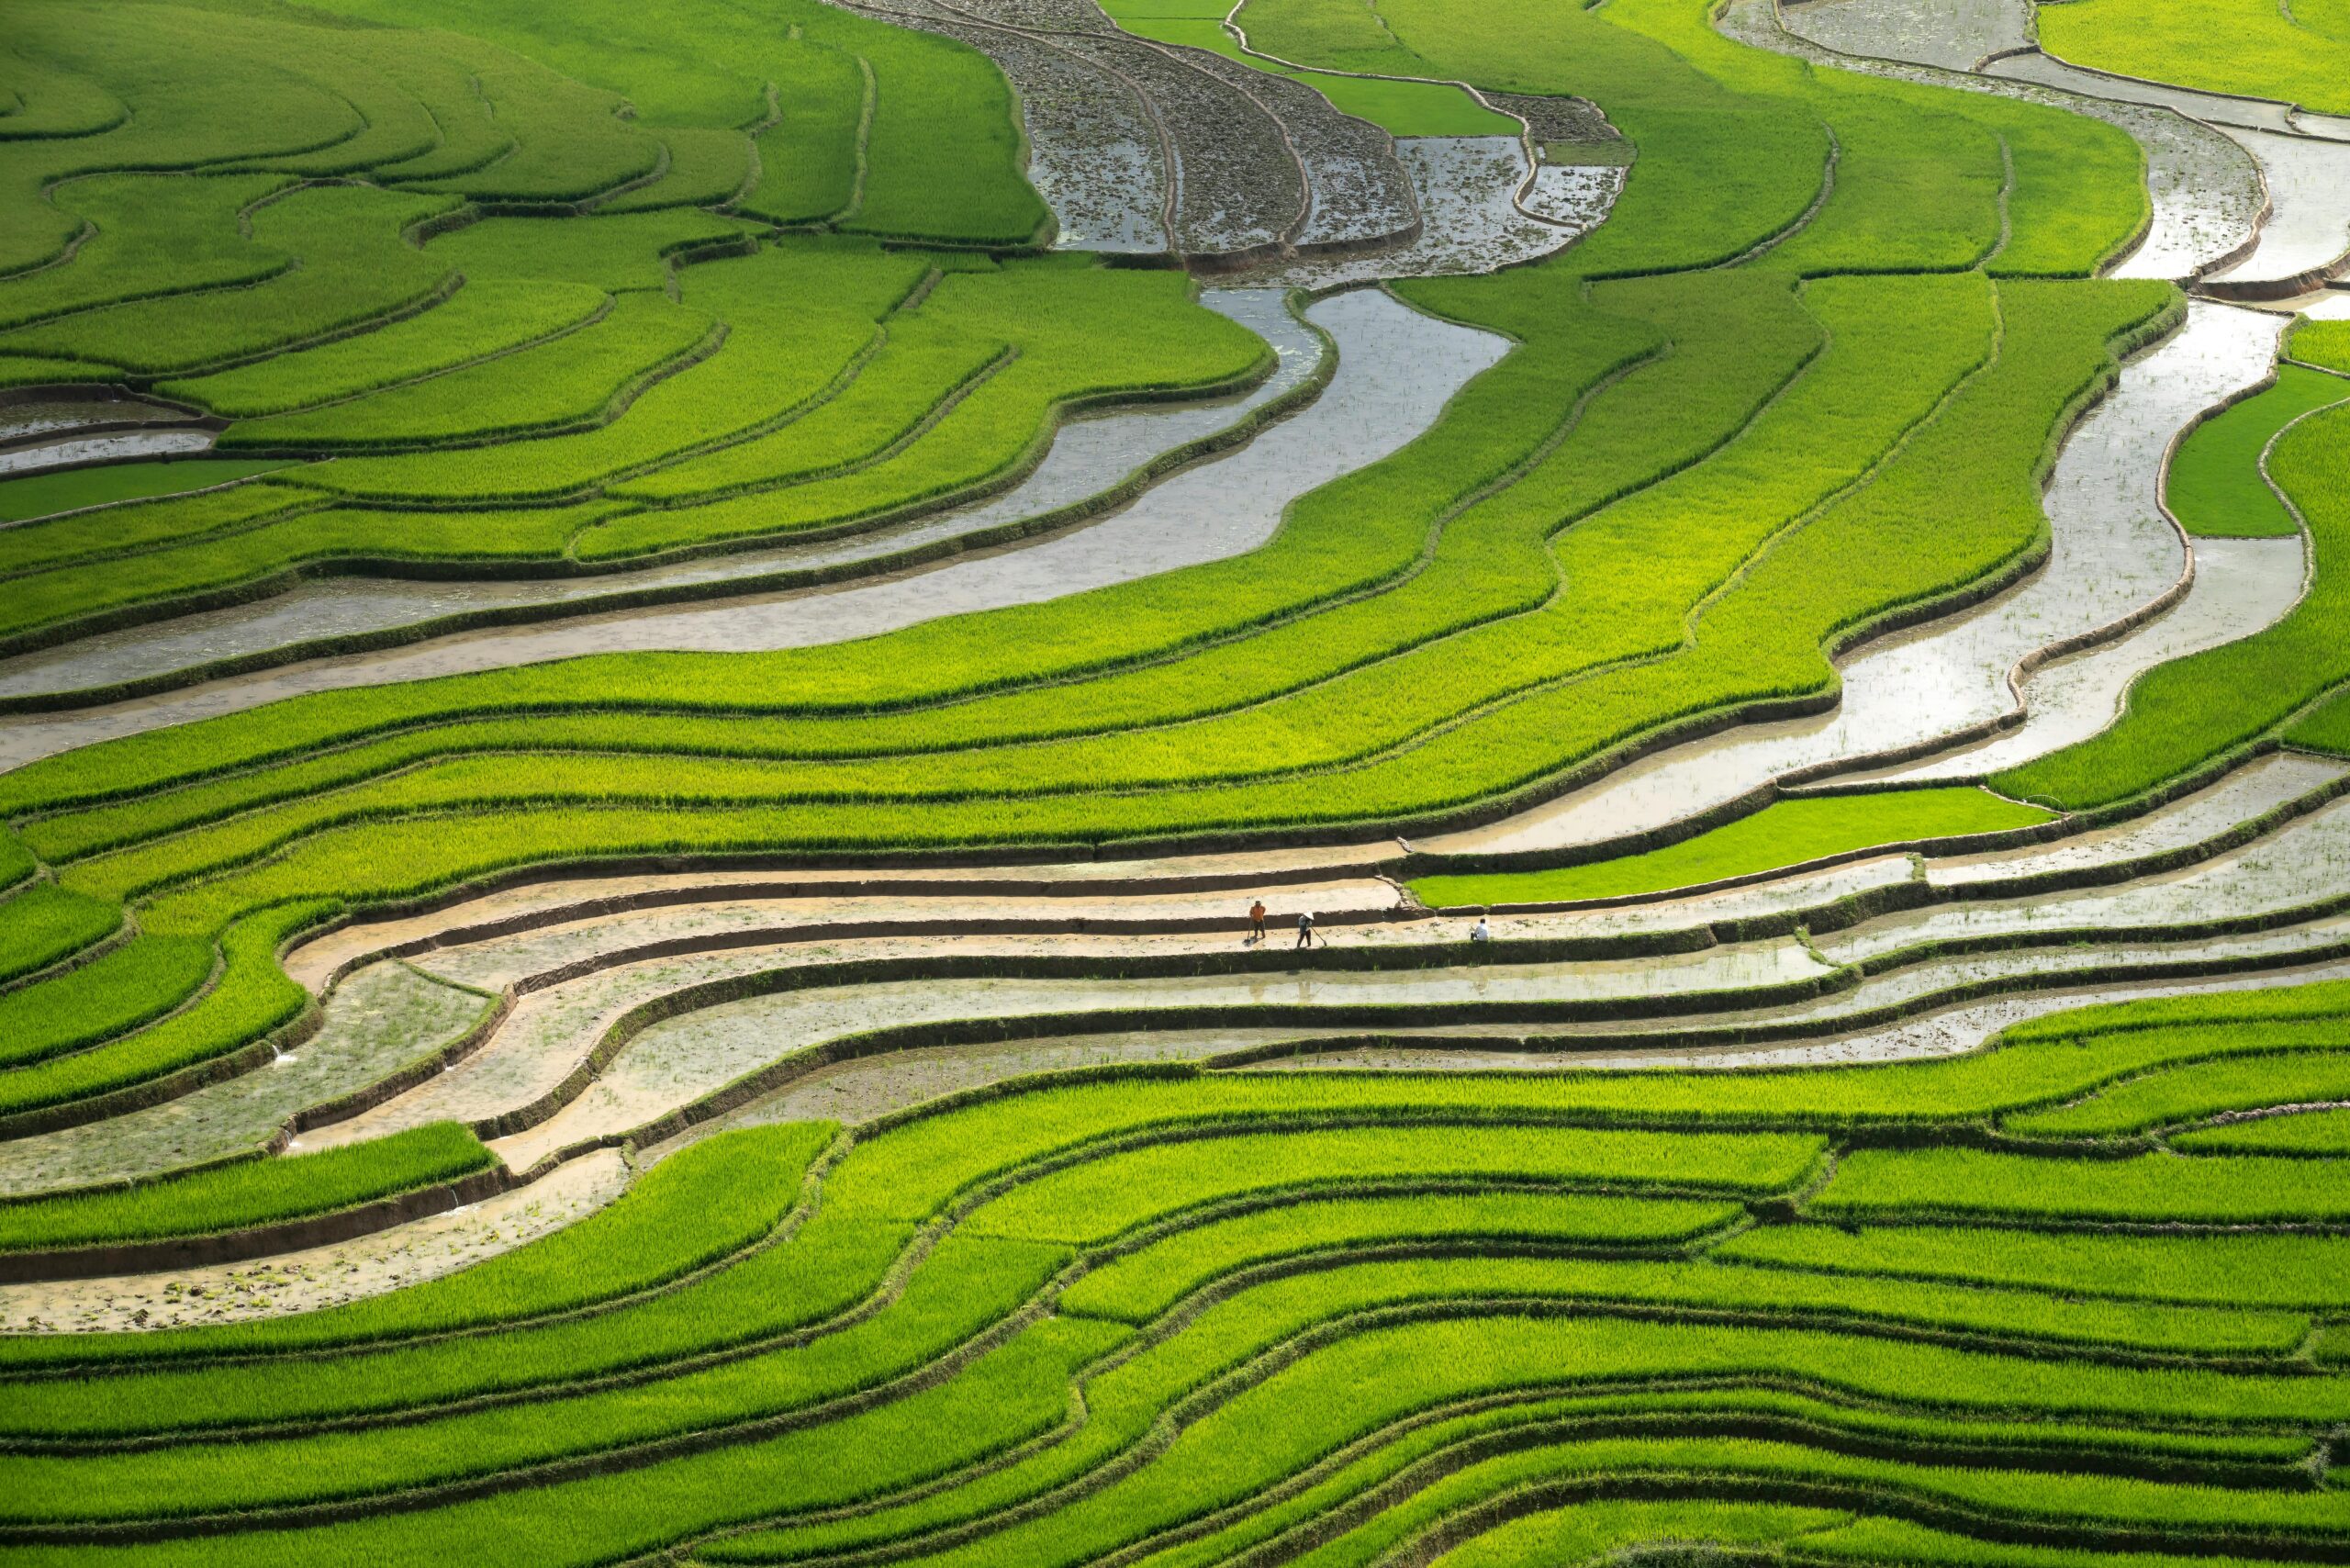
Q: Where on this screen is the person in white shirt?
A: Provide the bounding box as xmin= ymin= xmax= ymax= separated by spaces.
xmin=1470 ymin=914 xmax=1492 ymax=942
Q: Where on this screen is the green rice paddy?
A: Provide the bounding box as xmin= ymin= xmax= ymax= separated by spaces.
xmin=2165 ymin=363 xmax=2350 ymax=538
xmin=1 ymin=1007 xmax=2348 ymax=1562
xmin=2036 ymin=0 xmax=2350 ymax=117
xmin=4 ymin=0 xmax=2349 ymax=1561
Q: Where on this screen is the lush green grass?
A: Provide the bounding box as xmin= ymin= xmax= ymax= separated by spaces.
xmin=0 ymin=1215 xmax=914 ymax=1437
xmin=1065 ymin=1248 xmax=2307 ymax=1356
xmin=739 ymin=39 xmax=866 ymax=225
xmin=2286 ymin=685 xmax=2350 ymax=756
xmin=693 ymin=1306 xmax=2350 ymax=1568
xmin=1815 ymin=1145 xmax=2350 ymax=1224
xmin=5 ymin=11 xmax=2336 ymax=1563
xmin=0 ymin=481 xmax=312 ymax=585
xmin=221 ymin=291 xmax=720 ymax=453
xmin=2173 ymin=1108 xmax=2350 ymax=1156
xmin=2298 ymin=319 xmax=2350 ymax=375
xmin=18 ymin=274 xmax=2116 ymax=935
xmin=8 ymin=246 xmax=1261 ymax=642
xmin=1057 ymin=1192 xmax=1742 ymax=1321
xmin=0 ymin=459 xmax=292 ymax=526
xmin=0 ymin=504 xmax=615 ymax=651
xmin=1796 ymin=1516 xmax=2331 ymax=1568
xmin=2165 ymin=364 xmax=2350 ymax=538
xmin=0 ymin=829 xmax=30 ymax=890
xmin=1718 ymin=1221 xmax=2350 ymax=1308
xmin=0 ymin=172 xmax=292 ymax=330
xmin=421 ymin=210 xmax=757 ymax=295
xmin=719 ymin=1394 xmax=2288 ymax=1567
xmin=2037 ymin=0 xmax=2350 ymax=116
xmin=159 ymin=280 xmax=610 ymax=419
xmin=0 ymin=902 xmax=319 ymax=1120
xmin=0 ymin=882 xmax=120 ymax=986
xmin=1412 ymin=788 xmax=2050 ymax=908
xmin=2000 ymin=1049 xmax=2350 ymax=1137
xmin=0 ymin=6 xmax=388 ymax=274
xmin=300 ymin=242 xmax=934 ymax=502
xmin=968 ymin=1125 xmax=1823 ymax=1246
xmin=0 ymin=255 xmax=2164 ymax=1119
xmin=0 ymin=932 xmax=213 ymax=1069
xmin=5 ymin=984 xmax=2350 ymax=1557
xmin=601 ymin=127 xmax=756 ymax=212
xmin=1402 ymin=1500 xmax=1841 ymax=1568
xmin=1 ymin=183 xmax=461 ymax=376
xmin=1227 ymin=0 xmax=1451 ymax=73
xmin=0 ymin=1122 xmax=491 ymax=1253
xmin=0 ymin=0 xmax=2152 ymax=841
xmin=607 ymin=308 xmax=1000 ymax=504
xmin=571 ymin=263 xmax=1269 ymax=558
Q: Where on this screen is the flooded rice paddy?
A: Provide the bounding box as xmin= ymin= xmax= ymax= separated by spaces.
xmin=1426 ymin=302 xmax=2297 ymax=856
xmin=0 ymin=289 xmax=1507 ymax=764
xmin=15 ymin=0 xmax=2350 ymax=1328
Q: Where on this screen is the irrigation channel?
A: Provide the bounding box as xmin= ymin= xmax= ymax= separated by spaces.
xmin=7 ymin=0 xmax=2350 ymax=1364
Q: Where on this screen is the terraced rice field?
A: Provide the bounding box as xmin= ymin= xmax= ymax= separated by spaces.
xmin=4 ymin=0 xmax=2350 ymax=1558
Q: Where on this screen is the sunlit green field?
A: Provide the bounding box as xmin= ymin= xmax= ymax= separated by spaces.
xmin=5 ymin=0 xmax=2350 ymax=1560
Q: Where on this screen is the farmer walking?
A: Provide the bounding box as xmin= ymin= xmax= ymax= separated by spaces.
xmin=1296 ymin=911 xmax=1318 ymax=948
xmin=1248 ymin=899 xmax=1268 ymax=944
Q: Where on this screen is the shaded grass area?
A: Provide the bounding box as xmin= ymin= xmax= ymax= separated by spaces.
xmin=0 ymin=460 xmax=291 ymax=525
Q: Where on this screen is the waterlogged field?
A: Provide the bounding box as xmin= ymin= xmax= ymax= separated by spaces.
xmin=6 ymin=0 xmax=2350 ymax=1560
